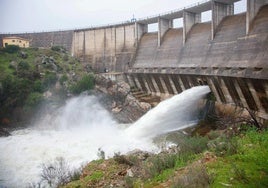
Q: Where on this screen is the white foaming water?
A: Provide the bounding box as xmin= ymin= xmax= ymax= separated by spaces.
xmin=0 ymin=86 xmax=210 ymax=187
xmin=126 ymin=86 xmax=211 ymax=138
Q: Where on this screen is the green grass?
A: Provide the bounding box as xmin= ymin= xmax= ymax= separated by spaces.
xmin=207 ymin=128 xmax=268 ymax=187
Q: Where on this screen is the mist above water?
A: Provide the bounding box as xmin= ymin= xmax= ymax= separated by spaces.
xmin=0 ymin=86 xmax=210 ymax=187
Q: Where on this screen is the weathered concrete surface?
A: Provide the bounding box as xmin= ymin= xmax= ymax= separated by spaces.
xmin=211 ymin=0 xmax=234 ymax=39
xmin=133 ymin=7 xmax=268 ymax=77
xmin=73 ymin=24 xmax=136 ymax=73
xmin=130 ymin=5 xmax=268 ymax=120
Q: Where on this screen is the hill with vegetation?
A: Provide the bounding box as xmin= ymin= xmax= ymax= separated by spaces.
xmin=0 ymin=45 xmax=94 ymax=127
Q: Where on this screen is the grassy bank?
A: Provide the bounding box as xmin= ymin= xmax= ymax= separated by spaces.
xmin=58 ymin=125 xmax=268 ymax=188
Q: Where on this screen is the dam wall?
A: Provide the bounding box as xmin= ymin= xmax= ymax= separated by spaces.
xmin=129 ymin=4 xmax=268 ymax=120
xmin=72 ymin=23 xmax=136 ymax=73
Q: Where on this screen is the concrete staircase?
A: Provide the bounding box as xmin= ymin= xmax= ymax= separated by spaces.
xmin=130 ymin=87 xmax=160 ymax=107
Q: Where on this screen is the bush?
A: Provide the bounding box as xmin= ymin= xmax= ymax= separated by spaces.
xmin=51 ymin=46 xmax=66 ymax=52
xmin=43 ymin=72 xmax=57 ymax=89
xmin=97 ymin=148 xmax=105 ymax=160
xmin=24 ymin=92 xmax=44 ymax=110
xmin=114 ymin=152 xmax=133 ymax=166
xmin=63 ymin=54 xmax=69 ymax=61
xmin=172 ymin=164 xmax=212 ymax=188
xmin=208 ymin=136 xmax=238 ymax=157
xmin=178 ymin=135 xmax=209 ymax=155
xmin=18 ymin=61 xmax=30 ymax=71
xmin=40 ymin=157 xmax=72 ymax=187
xmin=2 ymin=45 xmax=20 ymax=53
xmin=59 ymin=74 xmax=68 ymax=85
xmin=69 ymin=74 xmax=94 ymax=94
xmin=146 ymin=154 xmax=177 ymax=178
xmin=33 ymin=80 xmax=44 ymax=92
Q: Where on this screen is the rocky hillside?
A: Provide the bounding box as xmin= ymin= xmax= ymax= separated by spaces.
xmin=0 ymin=45 xmax=92 ymax=128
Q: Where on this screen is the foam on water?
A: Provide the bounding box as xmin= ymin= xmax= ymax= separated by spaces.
xmin=0 ymin=86 xmax=210 ymax=187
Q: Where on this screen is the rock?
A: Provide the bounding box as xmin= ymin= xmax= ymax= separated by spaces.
xmin=0 ymin=127 xmax=11 ymax=137
xmin=9 ymin=61 xmax=17 ymax=69
xmin=140 ymin=102 xmax=151 ymax=111
xmin=126 ymin=169 xmax=134 ymax=177
xmin=95 ymin=75 xmax=151 ymax=123
xmin=43 ymin=91 xmax=52 ymax=98
xmin=112 ymin=106 xmax=122 ymax=113
xmin=49 ymin=56 xmax=55 ymax=63
xmin=50 ymin=62 xmax=57 ymax=71
xmin=18 ymin=51 xmax=28 ymax=59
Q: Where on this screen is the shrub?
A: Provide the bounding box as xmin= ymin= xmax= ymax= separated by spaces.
xmin=69 ymin=74 xmax=94 ymax=94
xmin=24 ymin=92 xmax=44 ymax=110
xmin=208 ymin=136 xmax=238 ymax=157
xmin=97 ymin=148 xmax=105 ymax=160
xmin=43 ymin=72 xmax=57 ymax=89
xmin=172 ymin=164 xmax=212 ymax=188
xmin=40 ymin=157 xmax=82 ymax=187
xmin=33 ymin=80 xmax=44 ymax=93
xmin=63 ymin=54 xmax=69 ymax=61
xmin=59 ymin=74 xmax=68 ymax=85
xmin=18 ymin=61 xmax=30 ymax=70
xmin=51 ymin=46 xmax=66 ymax=52
xmin=2 ymin=45 xmax=20 ymax=53
xmin=51 ymin=46 xmax=61 ymax=52
xmin=114 ymin=152 xmax=134 ymax=166
xmin=146 ymin=154 xmax=177 ymax=178
xmin=178 ymin=135 xmax=209 ymax=155
xmin=41 ymin=157 xmax=70 ymax=187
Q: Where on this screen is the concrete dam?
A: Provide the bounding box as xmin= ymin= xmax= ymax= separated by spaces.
xmin=1 ymin=0 xmax=268 ymax=121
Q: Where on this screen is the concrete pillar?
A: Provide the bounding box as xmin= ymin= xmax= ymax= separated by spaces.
xmin=233 ymin=80 xmax=250 ymax=109
xmin=135 ymin=23 xmax=148 ymax=46
xmin=150 ymin=75 xmax=161 ymax=96
xmin=178 ymin=75 xmax=186 ymax=91
xmin=247 ymin=81 xmax=264 ymax=112
xmin=211 ymin=0 xmax=234 ymax=40
xmin=158 ymin=18 xmax=172 ymax=47
xmin=126 ymin=74 xmax=135 ymax=88
xmin=247 ymin=0 xmax=268 ymax=34
xmin=219 ymin=77 xmax=233 ymax=103
xmin=183 ymin=10 xmax=201 ymax=45
xmin=168 ymin=75 xmax=178 ymax=95
xmin=207 ymin=78 xmax=222 ymax=103
xmin=134 ymin=75 xmax=143 ymax=91
xmin=142 ymin=76 xmax=152 ymax=94
xmin=159 ymin=76 xmax=169 ymax=95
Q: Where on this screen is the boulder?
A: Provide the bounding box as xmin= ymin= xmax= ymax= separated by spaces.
xmin=0 ymin=127 xmax=10 ymax=137
xmin=95 ymin=75 xmax=151 ymax=123
xmin=18 ymin=51 xmax=28 ymax=59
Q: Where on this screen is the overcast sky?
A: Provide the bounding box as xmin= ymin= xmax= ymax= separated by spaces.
xmin=0 ymin=0 xmax=246 ymax=33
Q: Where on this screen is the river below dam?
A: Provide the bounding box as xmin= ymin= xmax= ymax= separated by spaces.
xmin=0 ymin=86 xmax=210 ymax=187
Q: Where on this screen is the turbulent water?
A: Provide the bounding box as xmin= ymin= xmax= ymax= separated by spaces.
xmin=0 ymin=86 xmax=210 ymax=187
